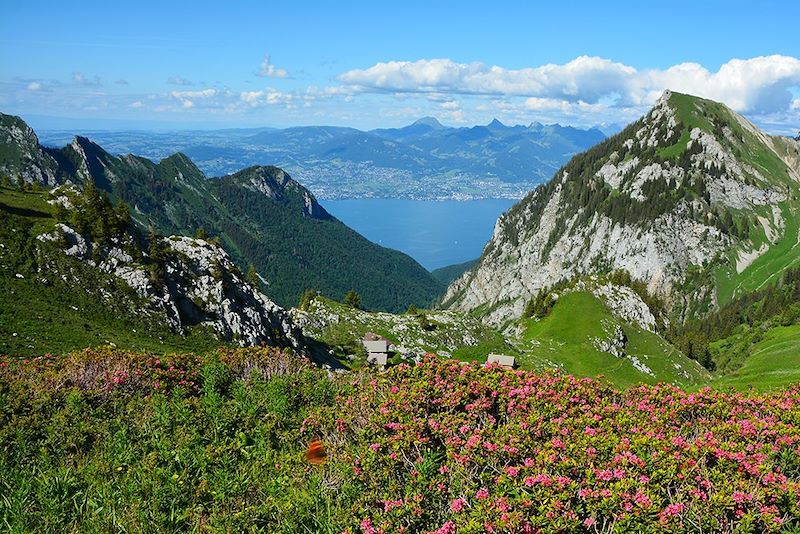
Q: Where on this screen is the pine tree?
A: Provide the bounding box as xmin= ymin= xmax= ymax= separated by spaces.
xmin=417 ymin=312 xmax=435 ymax=331
xmin=299 ymin=289 xmax=318 ymax=311
xmin=114 ymin=201 xmax=131 ymax=229
xmin=343 ymin=289 xmax=362 ymax=310
xmin=246 ymin=264 xmax=260 ymax=288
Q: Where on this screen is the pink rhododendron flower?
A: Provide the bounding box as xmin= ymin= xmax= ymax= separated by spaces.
xmin=449 ymin=498 xmax=466 ymax=513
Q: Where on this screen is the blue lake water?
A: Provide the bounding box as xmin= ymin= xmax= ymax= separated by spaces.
xmin=321 ymin=198 xmax=517 ymax=271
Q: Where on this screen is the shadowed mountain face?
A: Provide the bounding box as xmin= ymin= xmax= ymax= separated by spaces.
xmin=35 ymin=118 xmax=606 ymax=200
xmin=444 ymin=91 xmax=800 ymax=325
xmin=0 ymin=113 xmax=445 ymax=311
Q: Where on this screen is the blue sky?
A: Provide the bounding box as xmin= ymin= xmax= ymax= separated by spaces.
xmin=1 ymin=0 xmax=799 ymax=132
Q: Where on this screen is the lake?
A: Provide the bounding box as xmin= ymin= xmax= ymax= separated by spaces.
xmin=321 ymin=198 xmax=517 ymax=271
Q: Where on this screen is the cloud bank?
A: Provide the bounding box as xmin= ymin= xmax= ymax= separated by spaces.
xmin=5 ymin=55 xmax=798 ymax=133
xmin=337 ymin=55 xmax=800 ymax=115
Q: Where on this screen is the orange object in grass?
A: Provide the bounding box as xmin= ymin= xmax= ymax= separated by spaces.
xmin=306 ymin=439 xmax=327 ymax=464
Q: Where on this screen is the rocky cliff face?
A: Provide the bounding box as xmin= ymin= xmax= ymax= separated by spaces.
xmin=37 ymin=222 xmax=306 ymax=353
xmin=444 ymin=91 xmax=800 ymax=325
xmin=0 ymin=114 xmax=61 ymax=185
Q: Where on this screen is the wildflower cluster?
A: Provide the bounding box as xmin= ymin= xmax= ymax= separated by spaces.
xmin=2 ymin=350 xmax=799 ymax=532
xmin=310 ymin=357 xmax=800 ymax=533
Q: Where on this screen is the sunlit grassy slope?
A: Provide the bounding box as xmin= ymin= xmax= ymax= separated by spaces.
xmin=711 ymin=324 xmax=800 ymax=391
xmin=516 ymin=291 xmax=710 ymax=388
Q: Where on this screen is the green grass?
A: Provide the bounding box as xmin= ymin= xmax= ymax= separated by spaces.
xmin=657 ymin=128 xmax=691 ymax=160
xmin=0 ymin=348 xmax=359 ymax=533
xmin=0 ymin=276 xmax=223 ymax=356
xmin=517 ymin=291 xmax=709 ymax=388
xmin=716 ymin=202 xmax=800 ymax=304
xmin=711 ymin=324 xmax=800 ymax=391
xmin=667 ymin=92 xmax=719 ymax=132
xmin=0 ymin=184 xmax=54 ymax=231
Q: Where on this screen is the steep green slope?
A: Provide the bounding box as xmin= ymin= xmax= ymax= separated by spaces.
xmin=715 ymin=201 xmax=800 ymax=303
xmin=516 ymin=291 xmax=710 ymax=388
xmin=0 ymin=185 xmax=223 ymax=356
xmin=0 ymin=113 xmax=445 ymax=312
xmin=711 ymin=325 xmax=800 ymax=391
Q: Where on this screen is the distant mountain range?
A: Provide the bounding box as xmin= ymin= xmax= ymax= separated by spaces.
xmin=0 ymin=113 xmax=444 ymax=312
xmin=36 ymin=118 xmax=605 ymax=200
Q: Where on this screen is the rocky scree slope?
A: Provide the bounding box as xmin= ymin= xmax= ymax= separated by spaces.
xmin=0 ymin=113 xmax=443 ymax=311
xmin=444 ymin=91 xmax=800 ymax=325
xmin=291 ymin=295 xmax=512 ymax=364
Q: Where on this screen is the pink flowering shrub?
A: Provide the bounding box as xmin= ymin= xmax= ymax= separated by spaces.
xmin=0 ymin=345 xmax=308 ymax=396
xmin=308 ymin=357 xmax=800 ymax=533
xmin=4 ymin=350 xmax=799 ymax=532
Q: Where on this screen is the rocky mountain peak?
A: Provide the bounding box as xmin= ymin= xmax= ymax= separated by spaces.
xmin=444 ymin=91 xmax=800 ymax=325
xmin=1 ymin=113 xmax=38 ymax=146
xmin=227 ymin=165 xmax=330 ymax=220
xmin=0 ymin=112 xmax=60 ymax=185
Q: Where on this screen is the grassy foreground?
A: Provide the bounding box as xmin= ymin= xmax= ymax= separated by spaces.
xmin=2 ymin=347 xmax=800 ymax=532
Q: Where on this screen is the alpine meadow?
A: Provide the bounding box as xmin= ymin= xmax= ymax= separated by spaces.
xmin=2 ymin=2 xmax=800 ymax=532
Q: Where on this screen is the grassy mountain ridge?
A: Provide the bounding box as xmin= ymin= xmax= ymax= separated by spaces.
xmin=0 ymin=112 xmax=444 ymax=312
xmin=516 ymin=290 xmax=710 ymax=389
xmin=430 ymin=258 xmax=477 ymax=285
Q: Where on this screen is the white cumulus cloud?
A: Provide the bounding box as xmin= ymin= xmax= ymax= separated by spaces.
xmin=170 ymin=89 xmax=217 ymax=99
xmin=168 ymin=89 xmax=221 ymax=110
xmin=257 ymin=54 xmax=289 ymax=78
xmin=27 ymin=82 xmax=41 ymax=91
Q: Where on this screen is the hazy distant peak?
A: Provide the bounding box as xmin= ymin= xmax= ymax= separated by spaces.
xmin=486 ymin=118 xmax=506 ymax=129
xmin=411 ymin=116 xmax=444 ymax=129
